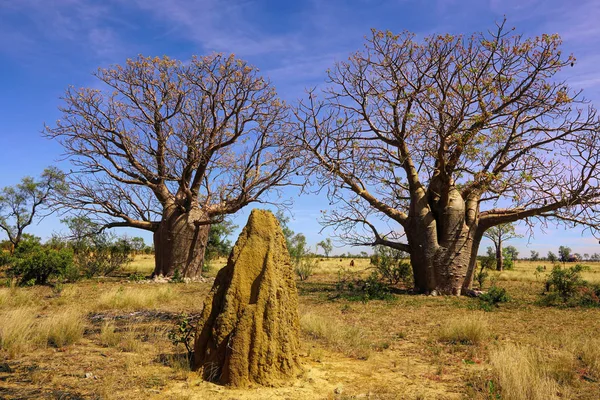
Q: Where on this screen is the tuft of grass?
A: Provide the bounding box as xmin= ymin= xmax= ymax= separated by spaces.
xmin=300 ymin=312 xmax=371 ymax=359
xmin=437 ymin=316 xmax=488 ymax=345
xmin=489 ymin=344 xmax=562 ymax=400
xmin=0 ymin=307 xmax=39 ymax=357
xmin=100 ymin=321 xmax=122 ymax=347
xmin=0 ymin=287 xmax=38 ymax=309
xmin=574 ymin=337 xmax=600 ymax=380
xmin=40 ymin=308 xmax=85 ymax=348
xmin=94 ymin=286 xmax=174 ymax=311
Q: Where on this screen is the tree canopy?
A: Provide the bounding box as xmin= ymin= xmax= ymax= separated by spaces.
xmin=44 ymin=54 xmax=297 ymax=277
xmin=292 ymin=21 xmax=600 ymax=294
xmin=0 ymin=167 xmax=66 ymax=254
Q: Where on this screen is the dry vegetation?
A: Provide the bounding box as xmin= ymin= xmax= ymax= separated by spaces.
xmin=1 ymin=256 xmax=600 ymax=399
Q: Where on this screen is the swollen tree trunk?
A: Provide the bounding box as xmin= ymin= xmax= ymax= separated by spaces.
xmin=152 ymin=205 xmax=210 ymax=279
xmin=407 ymin=223 xmax=479 ymax=295
xmin=406 ymin=180 xmax=481 ymax=295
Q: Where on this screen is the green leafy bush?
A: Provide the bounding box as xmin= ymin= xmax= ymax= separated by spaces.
xmin=336 ymin=270 xmax=393 ymax=302
xmin=479 ymin=285 xmax=510 ymax=311
xmin=9 ymin=245 xmax=74 ymax=285
xmin=295 ymin=258 xmax=317 ymax=281
xmin=370 ymin=245 xmax=412 ymax=288
xmin=168 ymin=313 xmax=198 ymax=364
xmin=538 ymin=264 xmax=600 ymax=307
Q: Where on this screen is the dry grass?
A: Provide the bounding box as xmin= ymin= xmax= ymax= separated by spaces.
xmin=100 ymin=321 xmax=121 ymax=347
xmin=0 ymin=286 xmax=39 ymax=309
xmin=573 ymin=336 xmax=600 ymax=380
xmin=300 ymin=311 xmax=371 ymax=359
xmin=489 ymin=344 xmax=563 ymax=400
xmin=94 ymin=285 xmax=175 ymax=311
xmin=1 ymin=255 xmax=600 ymax=399
xmin=40 ymin=308 xmax=85 ymax=347
xmin=437 ymin=315 xmax=489 ymax=345
xmin=124 ymin=254 xmax=156 ymax=274
xmin=0 ymin=307 xmax=39 ymax=357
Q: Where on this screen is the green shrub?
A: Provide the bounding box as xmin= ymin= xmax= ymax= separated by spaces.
xmin=538 ymin=264 xmax=599 ymax=307
xmin=336 ymin=270 xmax=393 ymax=302
xmin=295 ymin=258 xmax=317 ymax=281
xmin=370 ymin=246 xmax=412 ymax=287
xmin=9 ymin=245 xmax=74 ymax=285
xmin=168 ymin=313 xmax=198 ymax=363
xmin=479 ymin=285 xmax=510 ymax=311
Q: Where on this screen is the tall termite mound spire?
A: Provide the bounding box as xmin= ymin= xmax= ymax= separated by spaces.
xmin=193 ymin=209 xmax=301 ymax=387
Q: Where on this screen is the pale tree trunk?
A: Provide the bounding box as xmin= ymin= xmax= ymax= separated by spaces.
xmin=495 ymin=238 xmax=503 ymax=271
xmin=152 ymin=205 xmax=210 ymax=279
xmin=408 ymin=224 xmax=478 ymax=295
xmin=407 ymin=182 xmax=481 ymax=295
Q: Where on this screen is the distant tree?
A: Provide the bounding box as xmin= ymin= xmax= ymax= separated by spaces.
xmin=317 ymin=238 xmax=333 ymax=258
xmin=591 ymin=253 xmax=600 ymax=262
xmin=558 ymin=246 xmax=572 ymax=263
xmin=530 ymin=250 xmax=540 ymax=261
xmin=504 ymin=245 xmax=519 ymax=261
xmin=292 ymin=22 xmax=600 ymax=294
xmin=547 ymin=251 xmax=558 ymax=263
xmin=204 ymin=220 xmax=237 ymax=266
xmin=130 ymin=237 xmax=146 ymax=254
xmin=45 ymin=55 xmax=297 ymax=279
xmin=584 ymin=253 xmax=590 ymax=261
xmin=0 ymin=167 xmax=66 ymax=254
xmin=483 ymin=223 xmax=522 ymax=271
xmin=502 ymin=245 xmax=519 ymax=269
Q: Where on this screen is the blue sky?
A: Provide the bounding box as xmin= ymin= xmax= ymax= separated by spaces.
xmin=1 ymin=0 xmax=600 ymax=257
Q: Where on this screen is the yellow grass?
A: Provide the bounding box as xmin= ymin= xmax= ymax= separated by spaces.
xmin=40 ymin=308 xmax=85 ymax=347
xmin=300 ymin=311 xmax=372 ymax=359
xmin=0 ymin=286 xmax=39 ymax=309
xmin=94 ymin=285 xmax=175 ymax=311
xmin=0 ymin=307 xmax=39 ymax=357
xmin=437 ymin=315 xmax=489 ymax=345
xmin=489 ymin=344 xmax=562 ymax=400
xmin=495 ymin=260 xmax=600 ymax=284
xmin=1 ymin=254 xmax=600 ymax=399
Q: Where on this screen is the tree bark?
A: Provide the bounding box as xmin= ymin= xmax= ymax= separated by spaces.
xmin=408 ymin=181 xmax=479 ymax=295
xmin=152 ymin=205 xmax=210 ymax=279
xmin=408 ymin=224 xmax=477 ymax=295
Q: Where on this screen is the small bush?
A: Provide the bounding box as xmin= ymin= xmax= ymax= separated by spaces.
xmin=168 ymin=313 xmax=198 ymax=363
xmin=128 ymin=271 xmax=146 ymax=282
xmin=539 ymin=264 xmax=600 ymax=307
xmin=9 ymin=246 xmax=74 ymax=285
xmin=335 ymin=270 xmax=393 ymax=302
xmin=479 ymin=286 xmax=510 ymax=311
xmin=370 ymin=246 xmax=412 ymax=287
xmin=295 ymin=258 xmax=317 ymax=281
xmin=438 ymin=316 xmax=488 ymax=345
xmin=474 ymin=270 xmax=489 ymax=289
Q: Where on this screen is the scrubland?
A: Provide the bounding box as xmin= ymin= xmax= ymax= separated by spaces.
xmin=1 ymin=255 xmax=599 ymax=399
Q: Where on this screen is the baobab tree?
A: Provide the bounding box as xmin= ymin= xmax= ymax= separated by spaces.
xmin=483 ymin=223 xmax=522 ymax=271
xmin=292 ymin=22 xmax=600 ymax=295
xmin=45 ymin=54 xmax=296 ymax=278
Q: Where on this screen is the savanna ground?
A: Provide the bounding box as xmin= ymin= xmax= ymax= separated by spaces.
xmin=1 ymin=255 xmax=600 ymax=399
